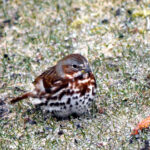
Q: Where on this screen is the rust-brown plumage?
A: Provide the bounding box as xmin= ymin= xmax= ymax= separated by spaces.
xmin=10 ymin=54 xmax=97 ymax=118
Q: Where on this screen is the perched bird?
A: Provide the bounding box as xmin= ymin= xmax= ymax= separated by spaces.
xmin=10 ymin=54 xmax=97 ymax=118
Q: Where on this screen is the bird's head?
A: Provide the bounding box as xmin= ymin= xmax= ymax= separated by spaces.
xmin=56 ymin=54 xmax=92 ymax=79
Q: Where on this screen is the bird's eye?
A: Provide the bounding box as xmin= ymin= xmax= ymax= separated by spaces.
xmin=72 ymin=64 xmax=78 ymax=69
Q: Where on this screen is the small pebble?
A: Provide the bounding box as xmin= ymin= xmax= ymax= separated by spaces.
xmin=27 ymin=109 xmax=32 ymax=114
xmin=3 ymin=19 xmax=11 ymax=24
xmin=98 ymin=107 xmax=105 ymax=114
xmin=127 ymin=9 xmax=132 ymax=15
xmin=4 ymin=54 xmax=9 ymax=59
xmin=118 ymin=33 xmax=124 ymax=39
xmin=0 ymin=100 xmax=5 ymax=106
xmin=74 ymin=139 xmax=78 ymax=144
xmin=115 ymin=8 xmax=121 ymax=16
xmin=101 ymin=19 xmax=109 ymax=24
xmin=28 ymin=120 xmax=37 ymax=125
xmin=58 ymin=130 xmax=64 ymax=135
xmin=76 ymin=123 xmax=83 ymax=129
xmin=97 ymin=142 xmax=104 ymax=148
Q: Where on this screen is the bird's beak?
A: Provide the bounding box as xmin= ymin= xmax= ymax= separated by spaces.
xmin=82 ymin=66 xmax=91 ymax=73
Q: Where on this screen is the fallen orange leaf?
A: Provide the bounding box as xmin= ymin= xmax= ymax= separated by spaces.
xmin=131 ymin=116 xmax=150 ymax=135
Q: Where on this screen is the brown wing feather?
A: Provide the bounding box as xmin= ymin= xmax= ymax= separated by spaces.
xmin=10 ymin=66 xmax=63 ymax=104
xmin=33 ymin=66 xmax=62 ymax=90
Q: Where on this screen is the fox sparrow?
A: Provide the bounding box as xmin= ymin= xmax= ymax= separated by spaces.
xmin=10 ymin=54 xmax=97 ymax=118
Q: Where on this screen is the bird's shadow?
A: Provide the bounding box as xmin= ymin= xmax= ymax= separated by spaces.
xmin=22 ymin=103 xmax=97 ymax=122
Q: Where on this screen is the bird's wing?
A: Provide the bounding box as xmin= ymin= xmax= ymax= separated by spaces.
xmin=33 ymin=66 xmax=64 ymax=94
xmin=10 ymin=66 xmax=64 ymax=104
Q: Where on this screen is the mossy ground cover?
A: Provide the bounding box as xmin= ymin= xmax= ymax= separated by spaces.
xmin=0 ymin=0 xmax=150 ymax=149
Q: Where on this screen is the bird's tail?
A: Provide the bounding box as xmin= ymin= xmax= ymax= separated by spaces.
xmin=10 ymin=92 xmax=35 ymax=104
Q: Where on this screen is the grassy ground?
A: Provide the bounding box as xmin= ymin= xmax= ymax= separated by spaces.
xmin=0 ymin=0 xmax=150 ymax=149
